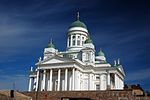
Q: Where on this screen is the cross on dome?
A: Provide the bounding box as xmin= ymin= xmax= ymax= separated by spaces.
xmin=77 ymin=11 xmax=80 ymax=20
xmin=69 ymin=12 xmax=87 ymax=29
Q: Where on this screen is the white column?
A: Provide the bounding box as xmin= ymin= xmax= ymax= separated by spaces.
xmin=75 ymin=35 xmax=77 ymax=46
xmin=65 ymin=68 xmax=68 ymax=91
xmin=72 ymin=68 xmax=75 ymax=90
xmin=80 ymin=34 xmax=82 ymax=46
xmin=100 ymin=73 xmax=107 ymax=90
xmin=89 ymin=73 xmax=92 ymax=90
xmin=49 ymin=69 xmax=53 ymax=91
xmin=121 ymin=78 xmax=124 ymax=89
xmin=70 ymin=35 xmax=73 ymax=47
xmin=115 ymin=73 xmax=118 ymax=89
xmin=117 ymin=75 xmax=119 ymax=89
xmin=107 ymin=73 xmax=110 ymax=89
xmin=69 ymin=71 xmax=72 ymax=90
xmin=75 ymin=70 xmax=79 ymax=90
xmin=118 ymin=78 xmax=121 ymax=89
xmin=67 ymin=37 xmax=69 ymax=47
xmin=42 ymin=70 xmax=46 ymax=91
xmin=28 ymin=77 xmax=32 ymax=91
xmin=57 ymin=69 xmax=61 ymax=91
xmin=117 ymin=76 xmax=119 ymax=89
xmin=35 ymin=70 xmax=39 ymax=91
xmin=40 ymin=72 xmax=43 ymax=91
xmin=99 ymin=74 xmax=101 ymax=90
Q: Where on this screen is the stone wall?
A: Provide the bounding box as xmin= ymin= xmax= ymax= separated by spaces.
xmin=0 ymin=90 xmax=32 ymax=100
xmin=0 ymin=93 xmax=13 ymax=100
xmin=22 ymin=90 xmax=150 ymax=100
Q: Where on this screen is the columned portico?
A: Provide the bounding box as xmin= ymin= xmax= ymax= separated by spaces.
xmin=34 ymin=68 xmax=82 ymax=91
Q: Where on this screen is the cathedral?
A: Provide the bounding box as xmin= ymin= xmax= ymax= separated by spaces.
xmin=28 ymin=13 xmax=125 ymax=92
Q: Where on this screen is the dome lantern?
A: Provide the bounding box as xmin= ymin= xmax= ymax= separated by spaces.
xmin=98 ymin=48 xmax=105 ymax=56
xmin=69 ymin=12 xmax=87 ymax=29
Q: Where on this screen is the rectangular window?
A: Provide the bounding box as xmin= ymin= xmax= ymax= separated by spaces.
xmin=82 ymin=37 xmax=84 ymax=40
xmin=72 ymin=35 xmax=76 ymax=46
xmin=77 ymin=40 xmax=80 ymax=45
xmin=82 ymin=41 xmax=84 ymax=45
xmin=96 ymin=76 xmax=100 ymax=80
xmin=96 ymin=84 xmax=100 ymax=90
xmin=73 ymin=40 xmax=75 ymax=46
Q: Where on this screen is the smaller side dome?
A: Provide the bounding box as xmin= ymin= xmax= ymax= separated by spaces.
xmin=98 ymin=49 xmax=105 ymax=56
xmin=84 ymin=36 xmax=93 ymax=43
xmin=48 ymin=42 xmax=55 ymax=48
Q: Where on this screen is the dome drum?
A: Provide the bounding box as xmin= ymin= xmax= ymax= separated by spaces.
xmin=68 ymin=27 xmax=88 ymax=34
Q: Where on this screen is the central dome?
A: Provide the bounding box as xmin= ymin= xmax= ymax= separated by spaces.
xmin=69 ymin=20 xmax=87 ymax=29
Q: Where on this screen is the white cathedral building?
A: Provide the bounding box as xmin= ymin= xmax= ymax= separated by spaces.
xmin=28 ymin=13 xmax=125 ymax=92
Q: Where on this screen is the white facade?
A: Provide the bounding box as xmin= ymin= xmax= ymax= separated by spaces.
xmin=28 ymin=14 xmax=125 ymax=92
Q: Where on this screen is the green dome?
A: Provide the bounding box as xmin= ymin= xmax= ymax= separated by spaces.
xmin=98 ymin=49 xmax=105 ymax=56
xmin=69 ymin=20 xmax=87 ymax=29
xmin=48 ymin=42 xmax=55 ymax=48
xmin=85 ymin=36 xmax=92 ymax=43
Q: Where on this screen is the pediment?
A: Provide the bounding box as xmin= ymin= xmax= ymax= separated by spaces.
xmin=39 ymin=55 xmax=74 ymax=65
xmin=118 ymin=65 xmax=125 ymax=76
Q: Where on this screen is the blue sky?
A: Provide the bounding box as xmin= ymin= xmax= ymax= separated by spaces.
xmin=0 ymin=0 xmax=150 ymax=91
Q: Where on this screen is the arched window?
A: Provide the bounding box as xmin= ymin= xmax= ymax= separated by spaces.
xmin=77 ymin=36 xmax=80 ymax=46
xmin=72 ymin=35 xmax=76 ymax=46
xmin=85 ymin=52 xmax=90 ymax=62
xmin=82 ymin=37 xmax=84 ymax=45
